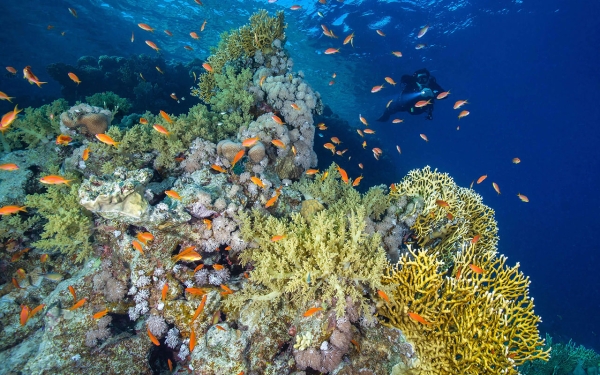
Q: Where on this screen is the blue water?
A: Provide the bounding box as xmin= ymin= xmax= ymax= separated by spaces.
xmin=2 ymin=0 xmax=599 ymax=354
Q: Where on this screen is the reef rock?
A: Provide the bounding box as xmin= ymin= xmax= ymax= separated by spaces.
xmin=60 ymin=103 xmax=112 ymax=135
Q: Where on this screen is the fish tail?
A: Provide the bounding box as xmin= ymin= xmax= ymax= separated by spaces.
xmin=35 ymin=81 xmax=47 ymax=88
xmin=19 ymin=207 xmax=27 ymax=212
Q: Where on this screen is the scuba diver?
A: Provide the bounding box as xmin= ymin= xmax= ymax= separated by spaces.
xmin=377 ymin=68 xmax=445 ymax=122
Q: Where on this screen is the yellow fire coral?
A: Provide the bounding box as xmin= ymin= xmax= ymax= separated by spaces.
xmin=378 ymin=243 xmax=550 ymax=375
xmin=390 ymin=166 xmax=497 ymax=271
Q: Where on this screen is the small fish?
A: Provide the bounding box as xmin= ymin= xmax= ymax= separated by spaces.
xmin=435 ymin=200 xmax=449 ymax=208
xmin=447 ymin=212 xmax=454 ymax=220
xmin=350 ymin=338 xmax=360 ymax=352
xmin=131 ymin=32 xmax=134 ymax=42
xmin=362 ymin=141 xmax=367 ymax=149
xmin=371 ymin=85 xmax=384 ymax=93
xmin=164 ymin=30 xmax=173 ymax=36
xmin=69 ymin=285 xmax=77 ymax=300
xmin=271 ymin=115 xmax=285 ymax=125
xmin=95 ymin=133 xmax=119 ymax=147
xmin=68 ymin=7 xmax=78 ymax=18
xmin=40 ymin=254 xmax=49 ymax=263
xmin=250 ymin=176 xmax=266 ymax=188
xmin=331 ymin=137 xmax=341 ymax=145
xmin=69 ymin=298 xmax=87 ymax=311
xmin=203 ymin=218 xmax=212 ymax=230
xmin=165 ymin=190 xmax=181 ymax=200
xmin=220 ymin=284 xmax=233 ymax=295
xmin=6 ymin=66 xmax=17 ymax=74
xmin=376 ymin=30 xmax=386 ymax=36
xmin=242 ymin=137 xmax=259 ymax=148
xmin=471 ymin=234 xmax=481 ymax=244
xmin=20 ymin=305 xmax=31 ymax=325
xmin=363 ymin=129 xmax=375 ymax=134
xmin=306 ymin=169 xmax=319 ymax=175
xmin=323 ymin=143 xmax=336 ymax=154
xmin=437 ymin=90 xmax=451 ymax=99
xmin=336 ymin=165 xmax=349 ymax=183
xmin=159 ymin=110 xmax=173 ymax=124
xmin=290 ymin=103 xmax=300 ymax=110
xmin=11 ymin=247 xmax=30 ymax=262
xmin=68 ymin=72 xmax=81 ymax=85
xmin=29 ymin=304 xmax=45 ymax=319
xmin=271 ymin=139 xmax=286 ymax=149
xmin=170 ymin=93 xmax=178 ymax=101
xmin=1 ymin=104 xmax=23 ymax=131
xmin=396 ymin=145 xmax=402 ymax=154
xmin=23 ymin=66 xmax=47 ymax=87
xmin=392 ymin=51 xmax=403 ymax=57
xmin=453 ymin=100 xmax=468 ymax=109
xmin=259 ymin=76 xmax=266 ymax=87
xmin=387 ymin=100 xmax=395 ymax=109
xmin=420 ymin=134 xmax=429 ymax=142
xmin=211 ymin=164 xmax=227 ymax=173
xmin=145 ymin=40 xmax=160 ymax=52
xmin=0 ymin=206 xmax=27 ymax=215
xmin=192 ymin=294 xmax=208 ymax=321
xmin=39 ymin=175 xmax=73 ymax=185
xmin=417 ymin=24 xmax=430 ymax=38
xmin=132 ymin=240 xmax=144 ymax=254
xmin=458 ymin=110 xmax=470 ymax=119
xmin=82 ymin=148 xmax=90 ymax=161
xmin=303 ymin=307 xmax=323 ymax=317
xmin=290 ymin=5 xmax=302 ymax=10
xmin=147 ymin=327 xmax=160 ymax=346
xmin=517 ymin=193 xmax=529 ymax=202
xmin=173 ymin=247 xmax=202 ymax=262
xmin=321 ymin=171 xmax=329 ymax=181
xmin=271 ymin=235 xmax=286 ymax=242
xmin=231 ymin=149 xmax=245 ymax=168
xmin=477 ymin=175 xmax=487 ymax=184
xmin=139 ymin=73 xmax=146 ymax=81
xmin=0 ymin=163 xmax=19 ymax=171
xmin=385 ymin=77 xmax=396 ymax=86
xmin=184 ymin=46 xmax=193 ymax=51
xmin=161 ymin=283 xmax=168 ymax=301
xmin=415 ymin=100 xmax=431 ymax=108
xmin=201 ymin=20 xmax=207 ymax=31
xmin=470 ymin=180 xmax=474 ymax=189
xmin=359 ymin=114 xmax=368 ymax=126
xmin=185 ymin=287 xmax=207 ymax=296
xmin=213 ymin=264 xmax=225 ymax=271
xmin=56 ymin=134 xmax=72 ymax=145
xmin=469 ymin=264 xmax=484 ymax=274
xmin=492 ymin=182 xmax=501 ymax=195
xmin=202 ymin=63 xmax=213 ymax=72
xmin=352 ymin=175 xmax=363 ymax=187
xmin=357 ymin=129 xmax=364 ymax=137
xmin=512 ymin=157 xmax=521 ymax=164
xmin=324 ymin=48 xmax=340 ymax=55
xmin=155 ymin=66 xmax=164 ymax=74
xmin=153 ymin=124 xmax=170 ymax=135
xmin=265 ymin=192 xmax=280 ymax=208
xmin=415 ymin=43 xmax=427 ymax=49
xmin=93 ymin=309 xmax=108 ymax=319
xmin=0 ymin=91 xmax=15 ymax=102
xmin=190 ymin=31 xmax=199 ymax=39
xmin=137 ymin=232 xmax=154 ymax=245
xmin=190 ymin=328 xmax=197 ymax=351
xmin=12 ymin=277 xmax=22 ymax=289
xmin=408 ymin=312 xmax=431 ymax=325
xmin=358 ymin=163 xmax=363 ymax=169
xmin=168 ymin=359 xmax=173 ymax=372
xmin=343 ymin=32 xmax=354 ymax=45
xmin=138 ymin=23 xmax=154 ymax=32
xmin=194 ymin=264 xmax=204 ymax=272
xmin=377 ymin=290 xmax=390 ymax=302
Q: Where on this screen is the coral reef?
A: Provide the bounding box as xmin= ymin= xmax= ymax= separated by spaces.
xmin=378 ymin=243 xmax=550 ymax=375
xmin=60 ymin=103 xmax=113 ymax=136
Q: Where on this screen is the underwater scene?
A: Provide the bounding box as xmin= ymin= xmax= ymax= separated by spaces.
xmin=1 ymin=0 xmax=599 ymax=374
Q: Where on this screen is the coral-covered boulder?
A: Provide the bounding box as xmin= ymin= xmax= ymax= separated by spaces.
xmin=60 ymin=103 xmax=112 ymax=135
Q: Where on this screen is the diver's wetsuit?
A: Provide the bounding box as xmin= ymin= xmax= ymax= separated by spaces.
xmin=377 ymin=68 xmax=445 ymax=121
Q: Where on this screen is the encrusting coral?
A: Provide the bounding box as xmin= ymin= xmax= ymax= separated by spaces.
xmin=60 ymin=103 xmax=113 ymax=136
xmin=378 ymin=243 xmax=550 ymax=375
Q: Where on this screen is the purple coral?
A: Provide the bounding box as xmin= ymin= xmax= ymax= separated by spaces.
xmin=146 ymin=315 xmax=168 ymax=338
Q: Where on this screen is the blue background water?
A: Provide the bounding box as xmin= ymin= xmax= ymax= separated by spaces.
xmin=2 ymin=0 xmax=599 ymax=351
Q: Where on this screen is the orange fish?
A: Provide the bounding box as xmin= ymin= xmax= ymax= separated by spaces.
xmin=517 ymin=193 xmax=529 ymax=202
xmin=469 ymin=264 xmax=484 ymax=274
xmin=458 ymin=110 xmax=470 ymax=119
xmin=437 ymin=90 xmax=451 ymax=99
xmin=39 ymin=175 xmax=72 ymax=185
xmin=82 ymin=148 xmax=90 ymax=161
xmin=29 ymin=304 xmax=45 ymax=319
xmin=318 ymin=123 xmax=327 ymax=130
xmin=40 ymin=254 xmax=49 ymax=263
xmin=271 ymin=235 xmax=286 ymax=242
xmin=6 ymin=66 xmax=17 ymax=74
xmin=23 ymin=66 xmax=47 ymax=87
xmin=137 ymin=232 xmax=154 ymax=245
xmin=331 ymin=137 xmax=341 ymax=145
xmin=372 ymin=147 xmax=382 ymax=155
xmin=168 ymin=359 xmax=173 ymax=372
xmin=185 ymin=287 xmax=207 ymax=296
xmin=492 ymin=182 xmax=501 ymax=195
xmin=384 ymin=77 xmax=396 ymax=85
xmin=10 ymin=247 xmax=30 ymax=262
xmin=164 ymin=30 xmax=173 ymax=36
xmin=377 ymin=290 xmax=390 ymax=302
xmin=211 ymin=164 xmax=227 ymax=173
xmin=153 ymin=124 xmax=170 ymax=135
xmin=220 ymin=284 xmax=233 ymax=295
xmin=352 ymin=175 xmax=363 ymax=187
xmin=271 ymin=139 xmax=286 ymax=149
xmin=138 ymin=23 xmax=154 ymax=32
xmin=68 ymin=72 xmax=81 ymax=85
xmin=173 ymin=246 xmax=202 ymax=262
xmin=512 ymin=157 xmax=521 ymax=164
xmin=201 ymin=20 xmax=207 ymax=31
xmin=329 ymin=80 xmax=335 ymax=85
xmin=303 ymin=307 xmax=323 ymax=317
xmin=212 ymin=264 xmax=225 ymax=271
xmin=358 ymin=163 xmax=363 ymax=169
xmin=265 ymin=193 xmax=280 ymax=208
xmin=336 ymin=165 xmax=348 ymax=183
xmin=148 ymin=327 xmax=160 ymax=346
xmin=324 ymin=48 xmax=340 ymax=55
xmin=0 ymin=163 xmax=20 ymax=171
xmin=96 ymin=133 xmax=119 ymax=147
xmin=356 ymin=129 xmax=364 ymax=137
xmin=259 ymin=76 xmax=266 ymax=87
xmin=68 ymin=7 xmax=78 ymax=17
xmin=161 ymin=283 xmax=168 ymax=301
xmin=12 ymin=278 xmax=22 ymax=289
xmin=362 ymin=141 xmax=367 ymax=149
xmin=159 ymin=110 xmax=173 ymax=123
xmin=415 ymin=99 xmax=431 ymax=108
xmin=184 ymin=45 xmax=194 ymax=51
xmin=477 ymin=175 xmax=487 ymax=184
xmin=68 ymin=285 xmax=77 ymax=300
xmin=202 ymin=63 xmax=213 ymax=72
xmin=415 ymin=43 xmax=427 ymax=49
xmin=306 ymin=169 xmax=319 ymax=175
xmin=203 ymin=218 xmax=212 ymax=230
xmin=447 ymin=212 xmax=454 ymax=220
xmin=376 ymin=30 xmax=386 ymax=36
xmin=20 ymin=305 xmax=30 ymax=326
xmin=190 ymin=327 xmax=197 ymax=351
xmin=363 ymin=129 xmax=375 ymax=134
xmin=359 ymin=114 xmax=368 ymax=126
xmin=290 ymin=103 xmax=300 ymax=110
xmin=1 ymin=105 xmax=23 ymax=131
xmin=392 ymin=51 xmax=403 ymax=57
xmin=371 ymin=85 xmax=384 ymax=93
xmin=145 ymin=40 xmax=160 ymax=52
xmin=165 ymin=190 xmax=181 ymax=200
xmin=192 ymin=294 xmax=207 ymax=321
xmin=69 ymin=298 xmax=87 ymax=311
xmin=242 ymin=136 xmax=260 ymax=148
xmin=396 ymin=145 xmax=402 ymax=154
xmin=435 ymin=200 xmax=449 ymax=208
xmin=190 ymin=31 xmax=199 ymax=39
xmin=250 ymin=176 xmax=266 ymax=188
xmin=0 ymin=206 xmax=27 ymax=215
xmin=138 ymin=117 xmax=148 ymax=125
xmin=343 ymin=32 xmax=354 ymax=45
xmin=132 ymin=240 xmax=144 ymax=255
xmin=0 ymin=91 xmax=15 ymax=102
xmin=471 ymin=234 xmax=481 ymax=244
xmin=417 ymin=24 xmax=430 ymax=38
xmin=453 ymin=100 xmax=468 ymax=109
xmin=231 ymin=149 xmax=245 ymax=168
xmin=56 ymin=134 xmax=72 ymax=145
xmin=323 ymin=143 xmax=336 ymax=154
xmin=93 ymin=309 xmax=108 ymax=319
xmin=271 ymin=115 xmax=285 ymax=125
xmin=408 ymin=312 xmax=431 ymax=325
xmin=420 ymin=134 xmax=428 ymax=142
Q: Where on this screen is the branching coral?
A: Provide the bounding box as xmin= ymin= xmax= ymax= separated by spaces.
xmin=4 ymin=99 xmax=67 ymax=151
xmin=390 ymin=166 xmax=498 ymax=271
xmin=209 ymin=66 xmax=255 ymax=130
xmin=378 ymin=244 xmax=550 ymax=375
xmin=85 ymin=91 xmax=132 ymax=118
xmin=228 ymin=203 xmax=387 ymax=318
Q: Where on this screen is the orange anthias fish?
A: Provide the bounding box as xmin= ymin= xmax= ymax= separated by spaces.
xmin=376 ymin=30 xmax=386 ymax=37
xmin=29 ymin=304 xmax=45 ymax=319
xmin=211 ymin=164 xmax=227 ymax=173
xmin=1 ymin=105 xmax=23 ymax=131
xmin=164 ymin=30 xmax=173 ymax=36
xmin=469 ymin=264 xmax=484 ymax=274
xmin=68 ymin=7 xmax=78 ymax=18
xmin=336 ymin=165 xmax=349 ymax=183
xmin=138 ymin=23 xmax=154 ymax=32
xmin=250 ymin=176 xmax=266 ymax=188
xmin=306 ymin=169 xmax=319 ymax=175
xmin=190 ymin=31 xmax=200 ymax=39
xmin=0 ymin=91 xmax=15 ymax=102
xmin=408 ymin=312 xmax=431 ymax=325
xmin=185 ymin=287 xmax=207 ymax=296
xmin=303 ymin=307 xmax=323 ymax=317
xmin=173 ymin=246 xmax=202 ymax=262
xmin=290 ymin=103 xmax=300 ymax=110
xmin=392 ymin=51 xmax=403 ymax=57
xmin=39 ymin=175 xmax=72 ymax=185
xmin=82 ymin=148 xmax=90 ymax=161
xmin=517 ymin=193 xmax=529 ymax=202
xmin=165 ymin=190 xmax=181 ymax=200
xmin=139 ymin=118 xmax=148 ymax=125
xmin=203 ymin=218 xmax=212 ymax=230
xmin=476 ymin=175 xmax=487 ymax=184
xmin=161 ymin=283 xmax=168 ymax=301
xmin=318 ymin=123 xmax=327 ymax=130
xmin=145 ymin=40 xmax=160 ymax=52
xmin=384 ymin=77 xmax=396 ymax=85
xmin=131 ymin=32 xmax=134 ymax=42
xmin=192 ymin=294 xmax=208 ymax=321
xmin=415 ymin=43 xmax=427 ymax=49
xmin=371 ymin=85 xmax=384 ymax=93
xmin=323 ymin=143 xmax=336 ymax=154
xmin=68 ymin=72 xmax=81 ymax=85
xmin=56 ymin=134 xmax=72 ymax=145
xmin=437 ymin=90 xmax=451 ymax=99
xmin=377 ymin=290 xmax=390 ymax=303
xmin=190 ymin=328 xmax=197 ymax=351
xmin=435 ymin=200 xmax=450 ymax=208
xmin=458 ymin=110 xmax=470 ymax=119
xmin=201 ymin=20 xmax=207 ymax=31
xmin=359 ymin=114 xmax=368 ymax=126
xmin=132 ymin=240 xmax=144 ymax=255
xmin=202 ymin=63 xmax=213 ymax=72
xmin=331 ymin=137 xmax=341 ymax=145
xmin=220 ymin=284 xmax=233 ymax=295
xmin=453 ymin=100 xmax=468 ymax=109
xmin=271 ymin=139 xmax=286 ymax=149
xmin=415 ymin=100 xmax=431 ymax=108
xmin=271 ymin=115 xmax=285 ymax=125
xmin=153 ymin=124 xmax=170 ymax=135
xmin=392 ymin=118 xmax=404 ymax=124
xmin=0 ymin=206 xmax=27 ymax=215
xmin=6 ymin=66 xmax=17 ymax=74
xmin=290 ymin=5 xmax=302 ymax=10
xmin=148 ymin=327 xmax=160 ymax=346
xmin=69 ymin=298 xmax=87 ymax=311
xmin=512 ymin=157 xmax=521 ymax=164
xmin=352 ymin=175 xmax=363 ymax=187
xmin=213 ymin=264 xmax=225 ymax=271
xmin=265 ymin=190 xmax=280 ymax=208
xmin=231 ymin=149 xmax=245 ymax=168
xmin=242 ymin=136 xmax=260 ymax=148
xmin=159 ymin=110 xmax=173 ymax=123
xmin=492 ymin=182 xmax=501 ymax=195
xmin=93 ymin=309 xmax=108 ymax=319
xmin=271 ymin=235 xmax=286 ymax=242
xmin=363 ymin=129 xmax=375 ymax=134
xmin=0 ymin=163 xmax=19 ymax=171
xmin=471 ymin=234 xmax=481 ymax=244
xmin=20 ymin=305 xmax=31 ymax=326
xmin=417 ymin=24 xmax=430 ymax=38
xmin=324 ymin=48 xmax=340 ymax=55
xmin=137 ymin=232 xmax=154 ymax=245
xmin=96 ymin=133 xmax=119 ymax=147
xmin=343 ymin=32 xmax=354 ymax=45
xmin=68 ymin=285 xmax=77 ymax=300
xmin=420 ymin=134 xmax=429 ymax=142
